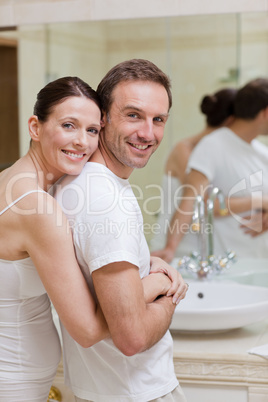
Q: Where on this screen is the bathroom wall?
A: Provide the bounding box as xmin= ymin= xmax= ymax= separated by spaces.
xmin=0 ymin=12 xmax=267 ymax=240
xmin=0 ymin=0 xmax=267 ymax=27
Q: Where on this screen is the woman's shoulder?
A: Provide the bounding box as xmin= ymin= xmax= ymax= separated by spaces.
xmin=0 ymin=165 xmax=59 ymax=221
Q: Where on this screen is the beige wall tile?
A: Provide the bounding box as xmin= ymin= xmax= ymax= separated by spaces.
xmin=0 ymin=0 xmax=268 ymax=27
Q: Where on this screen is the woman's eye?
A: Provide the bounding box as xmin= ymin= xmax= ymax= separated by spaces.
xmin=63 ymin=123 xmax=73 ymax=129
xmin=87 ymin=128 xmax=99 ymax=135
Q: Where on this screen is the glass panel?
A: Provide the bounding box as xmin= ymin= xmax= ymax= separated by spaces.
xmin=0 ymin=13 xmax=267 ymax=239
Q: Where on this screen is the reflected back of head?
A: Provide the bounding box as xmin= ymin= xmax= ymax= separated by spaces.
xmin=234 ymin=78 xmax=268 ymax=119
xmin=200 ymin=87 xmax=237 ymax=127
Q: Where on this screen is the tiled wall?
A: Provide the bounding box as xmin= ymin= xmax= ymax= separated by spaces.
xmin=0 ymin=0 xmax=268 ymax=27
xmin=0 ymin=11 xmax=267 ymax=240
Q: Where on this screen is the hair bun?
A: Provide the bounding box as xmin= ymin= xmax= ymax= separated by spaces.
xmin=200 ymin=94 xmax=217 ymax=115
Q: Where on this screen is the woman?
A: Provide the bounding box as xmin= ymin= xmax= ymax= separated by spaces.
xmin=150 ymin=87 xmax=237 ymax=261
xmin=0 ymin=76 xmax=186 ymax=401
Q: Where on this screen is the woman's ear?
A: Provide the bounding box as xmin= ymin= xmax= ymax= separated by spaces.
xmin=224 ymin=115 xmax=235 ymax=127
xmin=28 ymin=115 xmax=40 ymax=142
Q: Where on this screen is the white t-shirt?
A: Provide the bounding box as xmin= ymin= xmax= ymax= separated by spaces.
xmin=187 ymin=127 xmax=268 ymax=258
xmin=53 ymin=162 xmax=178 ymax=402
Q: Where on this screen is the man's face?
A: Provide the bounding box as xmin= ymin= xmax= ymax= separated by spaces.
xmin=101 ymin=80 xmax=170 ymax=178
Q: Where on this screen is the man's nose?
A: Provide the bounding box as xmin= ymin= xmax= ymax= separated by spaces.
xmin=138 ymin=120 xmax=154 ymax=142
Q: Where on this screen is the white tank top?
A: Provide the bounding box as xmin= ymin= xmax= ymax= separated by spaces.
xmin=0 ymin=190 xmax=61 ymax=386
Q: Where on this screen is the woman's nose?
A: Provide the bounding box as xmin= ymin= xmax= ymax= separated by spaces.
xmin=74 ymin=130 xmax=88 ymax=148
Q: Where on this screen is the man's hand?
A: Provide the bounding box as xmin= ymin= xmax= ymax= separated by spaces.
xmin=149 ymin=256 xmax=188 ymax=304
xmin=240 ymin=210 xmax=268 ymax=237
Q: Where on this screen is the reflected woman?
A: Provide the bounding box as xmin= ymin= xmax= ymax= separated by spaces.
xmin=150 ymin=87 xmax=237 ymax=261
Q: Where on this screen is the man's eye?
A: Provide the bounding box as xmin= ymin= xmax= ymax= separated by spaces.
xmin=128 ymin=113 xmax=138 ymax=118
xmin=154 ymin=117 xmax=164 ymax=123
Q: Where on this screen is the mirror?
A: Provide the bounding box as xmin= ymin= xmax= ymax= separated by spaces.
xmin=0 ymin=12 xmax=267 ymax=240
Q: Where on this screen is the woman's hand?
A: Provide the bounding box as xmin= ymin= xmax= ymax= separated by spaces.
xmin=149 ymin=256 xmax=188 ymax=304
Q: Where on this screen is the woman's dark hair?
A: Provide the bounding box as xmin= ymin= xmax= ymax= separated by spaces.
xmin=234 ymin=78 xmax=268 ymax=119
xmin=33 ymin=76 xmax=101 ymax=122
xmin=97 ymin=59 xmax=172 ymax=112
xmin=200 ymin=88 xmax=237 ymax=127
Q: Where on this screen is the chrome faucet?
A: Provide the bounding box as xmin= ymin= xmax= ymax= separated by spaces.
xmin=207 ymin=187 xmax=228 ymax=256
xmin=178 ymin=187 xmax=236 ymax=279
xmin=192 ymin=195 xmax=206 ymax=261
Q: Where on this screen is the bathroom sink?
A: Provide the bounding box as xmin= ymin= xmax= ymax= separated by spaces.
xmin=219 ymin=258 xmax=268 ymax=287
xmin=170 ymin=281 xmax=268 ymax=333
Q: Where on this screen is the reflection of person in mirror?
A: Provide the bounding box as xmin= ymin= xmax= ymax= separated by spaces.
xmin=53 ymin=59 xmax=188 ymax=402
xmin=0 ymin=76 xmax=184 ymax=401
xmin=150 ymin=87 xmax=237 ymax=260
xmin=152 ymin=78 xmax=268 ymax=263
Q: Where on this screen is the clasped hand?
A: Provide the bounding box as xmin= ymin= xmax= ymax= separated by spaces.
xmin=149 ymin=256 xmax=188 ymax=305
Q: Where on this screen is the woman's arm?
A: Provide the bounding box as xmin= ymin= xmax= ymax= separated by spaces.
xmin=142 ymin=273 xmax=172 ymax=303
xmin=165 ymin=141 xmax=192 ymax=183
xmin=151 ymin=169 xmax=209 ymax=262
xmin=149 ymin=256 xmax=188 ymax=304
xmin=212 ymin=195 xmax=265 ymax=217
xmin=20 ymin=193 xmax=109 ymax=348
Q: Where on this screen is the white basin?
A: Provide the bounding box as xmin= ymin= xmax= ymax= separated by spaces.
xmin=170 ymin=281 xmax=268 ymax=333
xmin=219 ymin=258 xmax=268 ymax=287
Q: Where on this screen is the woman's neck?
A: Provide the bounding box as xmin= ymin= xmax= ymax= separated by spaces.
xmin=26 ymin=149 xmax=59 ymax=190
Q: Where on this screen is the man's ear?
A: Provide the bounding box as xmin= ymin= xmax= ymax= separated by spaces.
xmin=28 ymin=115 xmax=40 ymax=142
xmin=101 ymin=111 xmax=109 ymax=127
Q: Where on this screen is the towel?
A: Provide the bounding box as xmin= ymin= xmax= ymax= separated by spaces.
xmin=248 ymin=344 xmax=268 ymax=360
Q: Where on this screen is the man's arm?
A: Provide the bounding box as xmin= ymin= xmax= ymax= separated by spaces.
xmin=92 ymin=261 xmax=176 ymax=356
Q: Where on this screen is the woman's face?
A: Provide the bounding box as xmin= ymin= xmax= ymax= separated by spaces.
xmin=36 ymin=96 xmax=101 ymax=181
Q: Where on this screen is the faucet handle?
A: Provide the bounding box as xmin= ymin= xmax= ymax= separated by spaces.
xmin=219 ymin=207 xmax=228 ymax=216
xmin=191 ymin=222 xmax=200 ymax=232
xmin=226 ymin=250 xmax=236 ymax=261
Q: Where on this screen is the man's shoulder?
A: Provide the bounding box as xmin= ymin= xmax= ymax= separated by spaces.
xmin=54 ymin=162 xmax=134 ymax=218
xmin=55 ymin=162 xmax=117 ymax=192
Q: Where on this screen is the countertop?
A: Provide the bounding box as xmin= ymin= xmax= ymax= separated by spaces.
xmin=171 ymin=319 xmax=268 ymax=386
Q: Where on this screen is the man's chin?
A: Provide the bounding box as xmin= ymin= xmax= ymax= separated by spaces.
xmin=131 ymin=158 xmax=151 ymax=169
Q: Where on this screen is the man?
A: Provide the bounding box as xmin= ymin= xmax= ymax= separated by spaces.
xmin=54 ymin=59 xmax=188 ymax=401
xmin=153 ymin=78 xmax=268 ymax=262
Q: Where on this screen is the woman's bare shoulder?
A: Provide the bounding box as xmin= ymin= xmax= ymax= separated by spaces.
xmin=165 ymin=139 xmax=194 ymax=180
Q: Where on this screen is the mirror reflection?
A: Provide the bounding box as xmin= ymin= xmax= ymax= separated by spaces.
xmin=0 ymin=12 xmax=267 ymax=244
